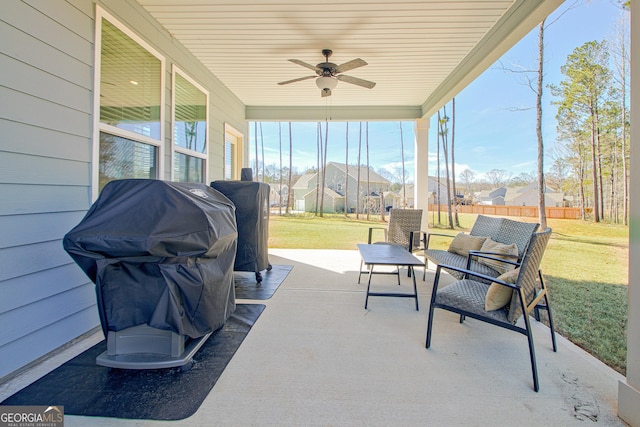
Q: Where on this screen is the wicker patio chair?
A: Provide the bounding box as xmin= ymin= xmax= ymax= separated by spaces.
xmin=425 ymin=228 xmax=556 ymax=391
xmin=358 ymin=208 xmax=425 ymax=283
xmin=423 ymin=215 xmax=539 ymax=282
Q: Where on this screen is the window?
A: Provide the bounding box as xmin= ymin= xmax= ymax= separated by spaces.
xmin=172 ymin=67 xmax=208 ymax=183
xmin=92 ymin=7 xmax=164 ymax=197
xmin=224 ymin=124 xmax=243 ymax=180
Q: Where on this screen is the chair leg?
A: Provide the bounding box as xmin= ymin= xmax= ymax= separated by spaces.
xmin=425 ymin=269 xmax=442 ymax=348
xmin=522 ymin=311 xmax=540 ymax=392
xmin=537 ymin=270 xmax=557 ymax=352
xmin=358 ymin=259 xmax=364 ymax=284
xmin=459 ymin=314 xmax=465 ymax=323
xmin=544 ymin=294 xmax=558 ymax=352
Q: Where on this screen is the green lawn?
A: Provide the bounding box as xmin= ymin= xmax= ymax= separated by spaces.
xmin=268 ymin=212 xmax=629 ymax=374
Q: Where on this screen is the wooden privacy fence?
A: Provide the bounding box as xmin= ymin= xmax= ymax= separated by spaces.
xmin=428 ymin=204 xmax=581 ymax=220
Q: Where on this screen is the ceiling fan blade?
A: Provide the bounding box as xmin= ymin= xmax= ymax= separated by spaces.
xmin=337 ymin=74 xmax=376 ymax=89
xmin=288 ymin=59 xmax=321 ymax=73
xmin=321 ymin=88 xmax=332 ymax=97
xmin=278 ymin=75 xmax=316 ymax=85
xmin=336 ymin=58 xmax=367 ymax=73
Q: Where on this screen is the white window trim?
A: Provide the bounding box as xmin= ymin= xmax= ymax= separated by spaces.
xmin=91 ymin=5 xmax=166 ymax=201
xmin=224 ymin=123 xmax=244 ymax=180
xmin=171 ymin=65 xmax=209 ymax=183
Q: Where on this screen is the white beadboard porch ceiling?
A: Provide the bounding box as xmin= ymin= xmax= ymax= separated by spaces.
xmin=138 ymin=0 xmax=563 ymax=120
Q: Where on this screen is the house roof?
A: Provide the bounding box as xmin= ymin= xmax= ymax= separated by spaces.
xmin=137 ymin=0 xmax=563 ymax=121
xmin=327 ymin=162 xmax=389 ymax=184
xmin=292 ymin=173 xmax=317 ymax=189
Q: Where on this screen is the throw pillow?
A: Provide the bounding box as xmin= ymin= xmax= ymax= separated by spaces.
xmin=447 ymin=233 xmax=487 ymax=257
xmin=476 ymin=239 xmax=518 ymax=275
xmin=485 ymin=268 xmax=520 ymax=311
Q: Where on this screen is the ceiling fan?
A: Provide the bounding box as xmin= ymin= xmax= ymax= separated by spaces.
xmin=278 ymin=49 xmax=376 ymax=97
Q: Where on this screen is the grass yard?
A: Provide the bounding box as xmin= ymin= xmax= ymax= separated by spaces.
xmin=268 ymin=212 xmax=629 ymax=374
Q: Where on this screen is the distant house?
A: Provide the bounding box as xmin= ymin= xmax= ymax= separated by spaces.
xmin=268 ymin=182 xmax=289 ymax=207
xmin=303 ymin=187 xmax=345 ymax=213
xmin=505 ymin=184 xmax=565 ymax=207
xmin=428 ymin=176 xmax=453 ymax=205
xmin=476 ymin=187 xmax=507 ymax=205
xmin=291 ymin=162 xmax=391 ymax=213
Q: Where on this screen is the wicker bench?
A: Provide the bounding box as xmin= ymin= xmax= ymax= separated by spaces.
xmin=423 ymin=215 xmax=539 ymax=282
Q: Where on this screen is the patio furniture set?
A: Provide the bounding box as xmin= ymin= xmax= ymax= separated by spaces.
xmin=358 ymin=210 xmax=555 ymax=391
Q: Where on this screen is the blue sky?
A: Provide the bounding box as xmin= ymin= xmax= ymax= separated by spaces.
xmin=250 ymin=0 xmax=626 ymax=183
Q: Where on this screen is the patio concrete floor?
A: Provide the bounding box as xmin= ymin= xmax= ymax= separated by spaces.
xmin=1 ymin=249 xmax=627 ymax=426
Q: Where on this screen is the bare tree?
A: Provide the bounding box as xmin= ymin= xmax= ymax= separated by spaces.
xmin=260 ymin=122 xmax=265 ymax=182
xmin=485 ymin=169 xmax=512 ymax=188
xmin=535 ymin=20 xmax=547 ymax=229
xmin=254 ymin=122 xmax=259 ymax=180
xmin=287 ymin=122 xmax=293 ymax=214
xmin=438 ymin=107 xmax=454 ymax=229
xmin=345 ymin=122 xmax=349 ymax=216
xmin=451 ymin=98 xmax=459 ymax=227
xmin=459 ymin=169 xmax=476 ymax=195
xmin=366 ymin=122 xmax=371 ymax=221
xmin=356 ymin=122 xmax=362 ymax=219
xmin=399 ymin=122 xmax=407 ymax=208
xmin=319 ymin=120 xmax=329 ymax=216
xmin=277 ymin=123 xmax=282 ymax=215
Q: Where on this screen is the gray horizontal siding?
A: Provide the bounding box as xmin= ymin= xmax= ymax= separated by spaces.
xmin=0 ymin=21 xmax=92 ymax=89
xmin=0 ymin=184 xmax=90 ymax=215
xmin=0 ymin=53 xmax=92 ymax=113
xmin=0 ymin=264 xmax=90 ymax=313
xmin=0 ymin=152 xmax=89 ymax=186
xmin=0 ymin=306 xmax=99 ymax=379
xmin=0 ymin=281 xmax=96 ymax=348
xmin=0 ymin=86 xmax=91 ymax=137
xmin=0 ymin=240 xmax=76 ymax=282
xmin=0 ymin=211 xmax=87 ymax=248
xmin=0 ymin=119 xmax=90 ymax=162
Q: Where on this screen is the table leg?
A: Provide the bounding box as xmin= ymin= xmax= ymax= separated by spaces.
xmin=411 ymin=266 xmax=419 ymax=311
xmin=365 ymin=265 xmax=374 ymax=309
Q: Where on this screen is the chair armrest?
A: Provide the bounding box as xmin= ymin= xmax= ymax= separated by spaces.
xmin=368 ymin=226 xmax=387 ymax=244
xmin=435 ymin=263 xmax=519 ymax=289
xmin=425 ymin=232 xmax=457 ymax=249
xmin=466 ymin=250 xmax=520 ymax=274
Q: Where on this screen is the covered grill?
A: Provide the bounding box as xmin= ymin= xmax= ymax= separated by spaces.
xmin=63 ymin=179 xmax=237 ymax=369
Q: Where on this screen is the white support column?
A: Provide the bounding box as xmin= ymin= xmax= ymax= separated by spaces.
xmin=414 ymin=118 xmax=430 ymax=231
xmin=619 ymin=4 xmax=640 ymax=426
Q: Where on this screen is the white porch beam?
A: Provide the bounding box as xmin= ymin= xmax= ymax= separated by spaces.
xmin=414 ymin=118 xmax=430 ymax=231
xmin=619 ymin=3 xmax=640 ymax=426
xmin=245 ymin=105 xmax=423 ymax=122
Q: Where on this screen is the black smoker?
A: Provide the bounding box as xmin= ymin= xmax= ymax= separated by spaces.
xmin=63 ymin=179 xmax=237 ymax=369
xmin=211 ymin=173 xmax=271 ymax=282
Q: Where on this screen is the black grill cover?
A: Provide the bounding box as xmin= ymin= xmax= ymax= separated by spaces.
xmin=63 ymin=179 xmax=237 ymax=339
xmin=210 ymin=181 xmax=270 ymax=272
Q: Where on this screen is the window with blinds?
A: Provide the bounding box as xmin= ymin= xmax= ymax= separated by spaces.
xmin=99 ymin=18 xmax=162 ymax=140
xmin=173 ymin=152 xmax=204 ymax=183
xmin=224 ymin=139 xmax=234 ymax=180
xmin=95 ymin=10 xmax=164 ymax=194
xmin=174 ymin=73 xmax=207 ymax=154
xmin=99 ymin=132 xmax=157 ymax=190
xmin=172 ymin=67 xmax=208 ymax=183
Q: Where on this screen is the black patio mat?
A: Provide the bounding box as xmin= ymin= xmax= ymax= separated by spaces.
xmin=234 ymin=264 xmax=292 ymax=299
xmin=1 ymin=304 xmax=265 ymax=421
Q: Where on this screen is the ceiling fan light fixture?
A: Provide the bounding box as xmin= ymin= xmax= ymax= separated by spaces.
xmin=316 ymin=76 xmax=338 ymax=91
